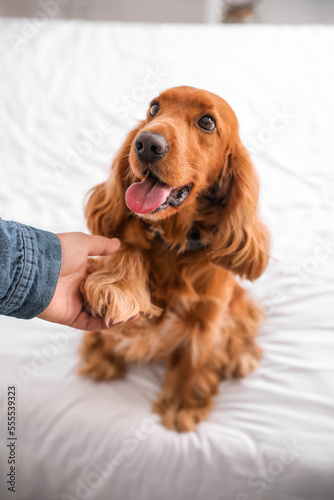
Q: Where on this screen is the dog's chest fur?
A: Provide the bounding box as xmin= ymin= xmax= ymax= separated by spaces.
xmin=144 ymin=234 xmax=231 ymax=312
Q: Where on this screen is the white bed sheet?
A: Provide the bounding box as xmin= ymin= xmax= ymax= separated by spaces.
xmin=0 ymin=19 xmax=334 ymax=500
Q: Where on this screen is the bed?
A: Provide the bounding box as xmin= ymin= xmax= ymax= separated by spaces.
xmin=0 ymin=19 xmax=334 ymax=500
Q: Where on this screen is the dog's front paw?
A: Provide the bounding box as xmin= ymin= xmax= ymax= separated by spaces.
xmin=78 ymin=350 xmax=126 ymax=381
xmin=152 ymin=397 xmax=210 ymax=432
xmin=82 ymin=276 xmax=142 ymax=325
xmin=78 ymin=331 xmax=126 ymax=381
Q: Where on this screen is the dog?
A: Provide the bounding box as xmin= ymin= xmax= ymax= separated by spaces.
xmin=79 ymin=86 xmax=270 ymax=432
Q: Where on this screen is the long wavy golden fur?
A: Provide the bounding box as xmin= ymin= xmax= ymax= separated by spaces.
xmin=79 ymin=86 xmax=270 ymax=432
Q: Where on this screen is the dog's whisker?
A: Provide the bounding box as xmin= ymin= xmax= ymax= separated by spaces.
xmin=124 ymin=166 xmax=133 ymax=180
xmin=185 ymin=166 xmax=197 ymax=174
xmin=120 ymin=154 xmax=131 ymax=162
xmin=185 ymin=161 xmax=201 ymax=167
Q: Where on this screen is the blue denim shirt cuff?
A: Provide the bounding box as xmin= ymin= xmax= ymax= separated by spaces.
xmin=0 ymin=220 xmax=62 ymax=319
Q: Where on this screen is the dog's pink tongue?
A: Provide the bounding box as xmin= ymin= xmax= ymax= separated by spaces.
xmin=125 ymin=176 xmax=173 ymax=214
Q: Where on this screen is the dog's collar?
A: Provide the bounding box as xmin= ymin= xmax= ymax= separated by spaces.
xmin=183 ymin=225 xmax=207 ymax=251
xmin=145 ymin=223 xmax=208 ymax=252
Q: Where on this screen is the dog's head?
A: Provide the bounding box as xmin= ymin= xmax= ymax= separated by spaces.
xmin=126 ymin=86 xmax=236 ymax=220
xmin=86 ymin=86 xmax=270 ymax=280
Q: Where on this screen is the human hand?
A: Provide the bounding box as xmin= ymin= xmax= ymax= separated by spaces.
xmin=38 ymin=232 xmax=136 ymax=330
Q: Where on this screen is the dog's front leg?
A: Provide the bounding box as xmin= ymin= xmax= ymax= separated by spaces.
xmin=153 ymin=298 xmax=226 ymax=432
xmin=81 ymin=245 xmax=161 ymax=325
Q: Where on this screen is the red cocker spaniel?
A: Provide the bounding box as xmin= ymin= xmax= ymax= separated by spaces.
xmin=79 ymin=86 xmax=270 ymax=432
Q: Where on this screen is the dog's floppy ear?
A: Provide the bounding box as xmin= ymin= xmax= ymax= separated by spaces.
xmin=85 ymin=122 xmax=144 ymax=237
xmin=210 ymin=139 xmax=270 ymax=281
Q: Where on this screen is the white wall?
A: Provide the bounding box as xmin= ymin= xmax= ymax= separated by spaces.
xmin=0 ymin=0 xmax=333 ymax=23
xmin=0 ymin=0 xmax=206 ymax=22
xmin=257 ymin=0 xmax=334 ymax=24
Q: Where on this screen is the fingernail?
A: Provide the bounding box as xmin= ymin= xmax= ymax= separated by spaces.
xmin=110 ymin=238 xmax=121 ymax=248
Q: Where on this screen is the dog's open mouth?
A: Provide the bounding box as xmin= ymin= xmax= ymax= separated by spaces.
xmin=125 ymin=172 xmax=193 ymax=215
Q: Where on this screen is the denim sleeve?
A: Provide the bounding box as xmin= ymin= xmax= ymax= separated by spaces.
xmin=0 ymin=219 xmax=62 ymax=319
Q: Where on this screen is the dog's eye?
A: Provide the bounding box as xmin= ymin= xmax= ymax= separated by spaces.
xmin=198 ymin=115 xmax=216 ymax=131
xmin=149 ymin=103 xmax=160 ymax=117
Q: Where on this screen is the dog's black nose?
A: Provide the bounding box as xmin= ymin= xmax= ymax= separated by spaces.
xmin=135 ymin=132 xmax=168 ymax=163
